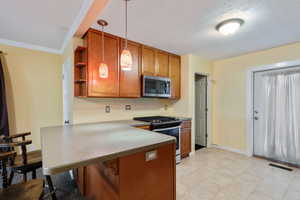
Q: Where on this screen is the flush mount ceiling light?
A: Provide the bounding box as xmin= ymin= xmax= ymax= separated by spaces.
xmin=97 ymin=19 xmax=109 ymax=78
xmin=216 ymin=18 xmax=244 ymax=36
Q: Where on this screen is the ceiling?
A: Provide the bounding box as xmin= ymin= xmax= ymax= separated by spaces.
xmin=94 ymin=0 xmax=300 ymax=60
xmin=0 ymin=0 xmax=86 ymax=53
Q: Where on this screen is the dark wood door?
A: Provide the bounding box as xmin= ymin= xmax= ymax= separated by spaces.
xmin=169 ymin=55 xmax=181 ymax=99
xmin=156 ymin=50 xmax=169 ymax=77
xmin=119 ymin=40 xmax=141 ymax=98
xmin=141 ymin=46 xmax=156 ymax=76
xmin=86 ymin=30 xmax=120 ymax=97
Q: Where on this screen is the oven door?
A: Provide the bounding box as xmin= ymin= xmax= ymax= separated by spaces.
xmin=143 ymin=76 xmax=171 ymax=98
xmin=152 ymin=126 xmax=181 ymax=159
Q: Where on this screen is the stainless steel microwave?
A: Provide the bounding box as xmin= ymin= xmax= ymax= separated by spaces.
xmin=142 ymin=75 xmax=171 ymax=98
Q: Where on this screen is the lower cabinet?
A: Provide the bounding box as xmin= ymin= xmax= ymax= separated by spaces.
xmin=180 ymin=120 xmax=192 ymax=158
xmin=75 ymin=143 xmax=176 ymax=200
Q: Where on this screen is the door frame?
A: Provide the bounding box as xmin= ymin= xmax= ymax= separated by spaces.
xmin=246 ymin=59 xmax=300 ymax=156
xmin=194 ymin=72 xmax=212 ymax=149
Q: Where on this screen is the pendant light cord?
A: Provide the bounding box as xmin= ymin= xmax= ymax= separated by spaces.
xmin=125 ymin=0 xmax=128 ymax=49
xmin=102 ymin=25 xmax=105 ymax=62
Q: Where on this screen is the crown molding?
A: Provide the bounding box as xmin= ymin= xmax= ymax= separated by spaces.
xmin=0 ymin=38 xmax=61 ymax=54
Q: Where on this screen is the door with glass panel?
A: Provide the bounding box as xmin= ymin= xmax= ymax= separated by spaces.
xmin=253 ymin=67 xmax=300 ymax=165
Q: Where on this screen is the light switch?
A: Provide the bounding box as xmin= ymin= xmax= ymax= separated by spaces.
xmin=145 ymin=150 xmax=158 ymax=162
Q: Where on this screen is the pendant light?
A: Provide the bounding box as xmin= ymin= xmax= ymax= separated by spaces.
xmin=120 ymin=0 xmax=133 ymax=71
xmin=97 ymin=19 xmax=109 ymax=78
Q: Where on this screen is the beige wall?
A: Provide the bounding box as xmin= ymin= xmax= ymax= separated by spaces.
xmin=170 ymin=55 xmax=213 ymax=153
xmin=0 ymin=44 xmax=63 ymax=150
xmin=212 ymin=42 xmax=300 ymax=152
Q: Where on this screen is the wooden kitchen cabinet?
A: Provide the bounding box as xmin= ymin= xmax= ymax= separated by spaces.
xmin=181 ymin=120 xmax=192 ymax=158
xmin=156 ymin=50 xmax=169 ymax=77
xmin=169 ymin=55 xmax=181 ymax=99
xmin=141 ymin=46 xmax=156 ymax=76
xmin=75 ymin=166 xmax=86 ymax=195
xmin=77 ymin=28 xmax=182 ymax=99
xmin=119 ymin=40 xmax=141 ymax=98
xmin=78 ymin=143 xmax=176 ymax=200
xmin=85 ymin=30 xmax=120 ymax=97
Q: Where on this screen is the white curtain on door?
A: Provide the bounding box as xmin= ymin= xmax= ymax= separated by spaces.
xmin=261 ymin=71 xmax=300 ymax=165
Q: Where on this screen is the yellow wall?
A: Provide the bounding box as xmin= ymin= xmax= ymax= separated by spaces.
xmin=0 ymin=44 xmax=63 ymax=150
xmin=170 ymin=55 xmax=213 ymax=152
xmin=212 ymin=42 xmax=300 ymax=152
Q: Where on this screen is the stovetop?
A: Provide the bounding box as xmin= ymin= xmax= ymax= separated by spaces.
xmin=133 ymin=116 xmax=178 ymax=123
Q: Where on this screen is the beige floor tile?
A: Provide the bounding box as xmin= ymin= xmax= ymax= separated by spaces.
xmin=176 ymin=148 xmax=299 ymax=200
xmin=246 ymin=191 xmax=274 ymax=200
xmin=283 ymin=189 xmax=300 ymax=200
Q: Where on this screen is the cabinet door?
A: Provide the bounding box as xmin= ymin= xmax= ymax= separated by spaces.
xmin=86 ymin=31 xmax=119 ymax=97
xmin=169 ymin=55 xmax=181 ymax=99
xmin=119 ymin=40 xmax=141 ymax=98
xmin=156 ymin=51 xmax=169 ymax=77
xmin=181 ymin=128 xmax=191 ymax=158
xmin=141 ymin=46 xmax=156 ymax=76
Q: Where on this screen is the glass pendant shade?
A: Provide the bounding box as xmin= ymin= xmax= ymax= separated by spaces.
xmin=99 ymin=62 xmax=108 ymax=78
xmin=121 ymin=49 xmax=133 ymax=71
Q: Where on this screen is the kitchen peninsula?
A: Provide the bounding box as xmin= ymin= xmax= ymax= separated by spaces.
xmin=41 ymin=120 xmax=176 ymax=200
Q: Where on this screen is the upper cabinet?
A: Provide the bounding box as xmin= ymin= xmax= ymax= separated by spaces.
xmin=169 ymin=55 xmax=181 ymax=99
xmin=75 ymin=28 xmax=181 ymax=99
xmin=119 ymin=39 xmax=141 ymax=98
xmin=156 ymin=50 xmax=169 ymax=77
xmin=85 ymin=30 xmax=119 ymax=97
xmin=141 ymin=46 xmax=156 ymax=76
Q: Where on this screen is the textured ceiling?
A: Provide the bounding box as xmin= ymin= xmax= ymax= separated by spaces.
xmin=93 ymin=0 xmax=300 ymax=60
xmin=0 ymin=0 xmax=85 ymax=51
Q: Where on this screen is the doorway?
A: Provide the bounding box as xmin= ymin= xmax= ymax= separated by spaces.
xmin=195 ymin=74 xmax=208 ymax=151
xmin=253 ymin=66 xmax=300 ymax=166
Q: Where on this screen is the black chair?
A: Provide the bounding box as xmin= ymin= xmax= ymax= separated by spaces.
xmin=0 ymin=132 xmax=57 ymax=200
xmin=0 ymin=151 xmax=44 ymax=200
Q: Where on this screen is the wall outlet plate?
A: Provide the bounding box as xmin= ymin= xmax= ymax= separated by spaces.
xmin=145 ymin=150 xmax=158 ymax=162
xmin=105 ymin=105 xmax=111 ymax=113
xmin=125 ymin=105 xmax=131 ymax=110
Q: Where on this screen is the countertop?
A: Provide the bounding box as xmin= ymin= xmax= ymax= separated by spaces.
xmin=41 ymin=120 xmax=175 ymax=175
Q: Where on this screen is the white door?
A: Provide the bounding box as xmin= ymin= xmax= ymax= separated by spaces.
xmin=195 ymin=75 xmax=207 ymax=147
xmin=63 ymin=57 xmax=73 ymax=125
xmin=253 ymin=71 xmax=265 ymax=157
xmin=253 ymin=67 xmax=300 ymax=165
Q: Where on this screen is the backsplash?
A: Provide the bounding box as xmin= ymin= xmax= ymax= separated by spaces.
xmin=73 ymin=97 xmax=174 ymax=124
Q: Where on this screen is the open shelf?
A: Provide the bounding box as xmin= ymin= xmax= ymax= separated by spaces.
xmin=75 ymin=62 xmax=87 ymax=67
xmin=74 ymin=46 xmax=87 ymax=97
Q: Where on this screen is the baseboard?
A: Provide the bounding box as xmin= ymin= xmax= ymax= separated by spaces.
xmin=211 ymin=144 xmax=248 ymax=156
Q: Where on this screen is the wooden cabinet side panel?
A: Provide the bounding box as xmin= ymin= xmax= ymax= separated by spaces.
xmin=169 ymin=55 xmax=181 ymax=99
xmin=181 ymin=128 xmax=192 ymax=158
xmin=119 ymin=40 xmax=141 ymax=98
xmin=86 ymin=31 xmax=120 ymax=97
xmin=119 ymin=143 xmax=176 ymax=200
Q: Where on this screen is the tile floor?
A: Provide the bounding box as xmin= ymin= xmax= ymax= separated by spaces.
xmin=177 ymin=148 xmax=300 ymax=200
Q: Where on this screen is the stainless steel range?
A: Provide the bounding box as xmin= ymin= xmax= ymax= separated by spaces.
xmin=133 ymin=116 xmax=182 ymax=164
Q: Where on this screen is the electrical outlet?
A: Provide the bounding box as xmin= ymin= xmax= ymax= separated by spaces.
xmin=164 ymin=104 xmax=168 ymax=111
xmin=125 ymin=105 xmax=131 ymax=110
xmin=105 ymin=105 xmax=111 ymax=113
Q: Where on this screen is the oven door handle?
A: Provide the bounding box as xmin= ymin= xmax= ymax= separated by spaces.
xmin=153 ymin=126 xmax=181 ymax=132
